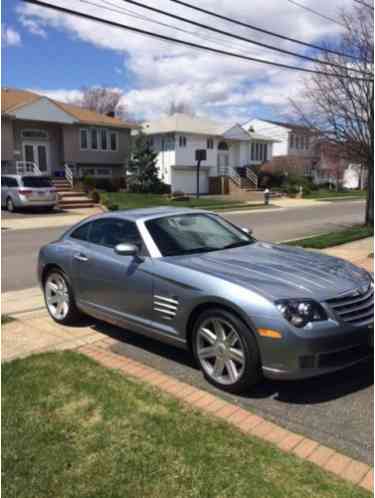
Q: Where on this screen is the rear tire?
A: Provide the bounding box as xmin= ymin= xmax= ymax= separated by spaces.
xmin=192 ymin=308 xmax=262 ymax=393
xmin=6 ymin=197 xmax=15 ymax=212
xmin=44 ymin=269 xmax=83 ymax=325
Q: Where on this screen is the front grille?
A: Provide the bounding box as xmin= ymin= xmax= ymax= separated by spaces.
xmin=326 ymin=284 xmax=374 ymax=327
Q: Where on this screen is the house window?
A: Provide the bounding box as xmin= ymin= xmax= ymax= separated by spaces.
xmin=255 ymin=143 xmax=260 ymax=160
xmin=101 ymin=129 xmax=108 ymax=151
xmin=80 ymin=129 xmax=88 ymax=150
xmin=147 ymin=137 xmax=154 ymax=148
xmin=21 ymin=129 xmax=48 ymax=139
xmin=218 ymin=141 xmax=229 ymax=151
xmin=251 ymin=143 xmax=255 ymax=160
xmin=179 ymin=135 xmax=187 ymax=147
xmin=290 ymin=134 xmax=295 ymax=148
xmin=207 ymin=138 xmax=214 ymax=149
xmin=91 ymin=129 xmax=98 ymax=150
xmin=109 ymin=131 xmax=118 ymax=151
xmin=96 ymin=168 xmax=112 ymax=176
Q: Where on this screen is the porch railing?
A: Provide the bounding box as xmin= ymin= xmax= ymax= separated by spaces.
xmin=64 ymin=163 xmax=74 ymax=188
xmin=246 ymin=167 xmax=258 ymax=189
xmin=15 ymin=161 xmax=42 ymax=176
xmin=218 ymin=165 xmax=242 ymax=187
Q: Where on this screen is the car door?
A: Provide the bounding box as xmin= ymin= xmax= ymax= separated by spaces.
xmin=72 ymin=217 xmax=154 ymax=325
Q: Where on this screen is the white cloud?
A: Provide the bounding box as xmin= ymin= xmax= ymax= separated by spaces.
xmin=19 ymin=16 xmax=47 ymax=38
xmin=2 ymin=25 xmax=22 ymax=46
xmin=18 ymin=0 xmax=353 ymax=121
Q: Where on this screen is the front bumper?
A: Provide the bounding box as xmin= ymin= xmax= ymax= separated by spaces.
xmin=256 ymin=317 xmax=373 ymax=380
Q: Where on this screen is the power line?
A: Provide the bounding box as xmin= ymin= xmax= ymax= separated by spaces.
xmin=167 ymin=0 xmax=359 ymax=60
xmin=90 ymin=0 xmax=259 ymax=54
xmin=112 ymin=0 xmax=369 ymax=75
xmin=353 ymin=0 xmax=374 ymax=10
xmin=21 ymin=0 xmax=373 ymax=81
xmin=285 ymin=0 xmax=345 ymax=27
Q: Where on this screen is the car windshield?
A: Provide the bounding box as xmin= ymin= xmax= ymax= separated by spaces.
xmin=146 ymin=213 xmax=255 ymax=256
xmin=22 ymin=176 xmax=52 ymax=188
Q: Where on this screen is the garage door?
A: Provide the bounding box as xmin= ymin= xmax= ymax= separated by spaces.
xmin=172 ymin=169 xmax=209 ymax=195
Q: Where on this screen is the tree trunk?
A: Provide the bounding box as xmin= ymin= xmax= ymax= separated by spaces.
xmin=365 ymin=160 xmax=374 ymax=226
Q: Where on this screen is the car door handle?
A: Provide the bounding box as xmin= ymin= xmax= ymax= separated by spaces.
xmin=74 ymin=253 xmax=89 ymax=262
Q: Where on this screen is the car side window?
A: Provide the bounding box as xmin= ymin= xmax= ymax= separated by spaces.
xmin=1 ymin=177 xmax=7 ymax=187
xmin=88 ymin=218 xmax=143 ymax=250
xmin=70 ymin=222 xmax=91 ymax=241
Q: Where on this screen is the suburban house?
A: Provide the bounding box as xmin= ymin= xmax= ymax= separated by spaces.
xmin=142 ymin=113 xmax=276 ymax=195
xmin=244 ymin=118 xmax=365 ymax=189
xmin=1 ymin=88 xmax=135 ymax=180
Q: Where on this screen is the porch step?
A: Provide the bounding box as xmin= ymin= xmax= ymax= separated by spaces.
xmin=59 ymin=202 xmax=95 ymax=209
xmin=58 ymin=191 xmax=87 ymax=198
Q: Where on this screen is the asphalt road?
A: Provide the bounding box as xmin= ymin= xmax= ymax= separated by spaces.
xmin=2 ymin=200 xmax=365 ymax=293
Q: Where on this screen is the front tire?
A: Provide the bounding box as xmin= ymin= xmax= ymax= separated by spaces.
xmin=192 ymin=308 xmax=262 ymax=393
xmin=44 ymin=270 xmax=82 ymax=325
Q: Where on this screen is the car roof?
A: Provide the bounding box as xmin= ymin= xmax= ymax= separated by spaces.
xmin=68 ymin=207 xmax=210 ymax=228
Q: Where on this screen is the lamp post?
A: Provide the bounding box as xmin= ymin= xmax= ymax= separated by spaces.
xmin=195 ymin=149 xmax=207 ymax=199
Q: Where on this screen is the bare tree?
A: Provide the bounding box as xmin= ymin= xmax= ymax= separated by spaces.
xmin=291 ymin=4 xmax=374 ymax=225
xmin=77 ymin=86 xmax=126 ymax=118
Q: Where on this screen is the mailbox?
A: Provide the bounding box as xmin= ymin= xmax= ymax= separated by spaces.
xmin=195 ymin=149 xmax=207 ymax=162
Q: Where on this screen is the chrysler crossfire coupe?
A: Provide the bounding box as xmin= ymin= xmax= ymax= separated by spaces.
xmin=38 ymin=208 xmax=374 ymax=393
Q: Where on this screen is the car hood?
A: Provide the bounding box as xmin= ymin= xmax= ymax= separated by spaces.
xmin=167 ymin=241 xmax=371 ymax=301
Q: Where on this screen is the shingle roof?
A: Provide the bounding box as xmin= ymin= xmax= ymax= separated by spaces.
xmin=262 ymin=119 xmax=317 ymax=133
xmin=2 ymin=88 xmax=136 ymax=129
xmin=143 ymin=113 xmax=226 ymax=135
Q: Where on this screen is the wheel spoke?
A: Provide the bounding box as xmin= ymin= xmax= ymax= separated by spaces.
xmin=47 ymin=281 xmax=58 ymax=293
xmin=226 ymin=329 xmax=238 ymax=347
xmin=229 ymin=347 xmax=245 ymax=364
xmin=200 ymin=327 xmax=216 ymax=345
xmin=225 ymin=360 xmax=238 ymax=383
xmin=212 ymin=319 xmax=225 ymax=341
xmin=47 ymin=295 xmax=59 ymax=305
xmin=212 ymin=357 xmax=225 ymax=378
xmin=199 ymin=346 xmax=216 ymax=359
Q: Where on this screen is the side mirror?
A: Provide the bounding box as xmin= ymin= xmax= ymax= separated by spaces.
xmin=114 ymin=243 xmax=139 ymax=256
xmin=241 ymin=227 xmax=253 ymax=235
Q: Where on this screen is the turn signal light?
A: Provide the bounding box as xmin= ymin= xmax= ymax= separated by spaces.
xmin=257 ymin=328 xmax=283 ymax=339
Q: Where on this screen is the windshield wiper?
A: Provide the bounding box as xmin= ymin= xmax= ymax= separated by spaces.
xmin=222 ymin=240 xmax=253 ymax=250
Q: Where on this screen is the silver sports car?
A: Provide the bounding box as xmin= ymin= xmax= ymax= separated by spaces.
xmin=38 ymin=207 xmax=374 ymax=393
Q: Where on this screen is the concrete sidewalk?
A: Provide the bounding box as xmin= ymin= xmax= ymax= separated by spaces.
xmin=2 ymin=206 xmax=103 ymax=231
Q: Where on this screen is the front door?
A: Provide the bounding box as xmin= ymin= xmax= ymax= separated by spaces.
xmin=217 ymin=152 xmax=229 ymax=175
xmin=22 ymin=142 xmax=50 ymax=174
xmin=72 ymin=218 xmax=154 ymax=325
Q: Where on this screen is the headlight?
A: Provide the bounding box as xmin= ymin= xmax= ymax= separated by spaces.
xmin=275 ymin=299 xmax=328 ymax=328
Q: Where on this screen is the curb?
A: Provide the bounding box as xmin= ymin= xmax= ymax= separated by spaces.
xmin=78 ymin=342 xmax=373 ymax=493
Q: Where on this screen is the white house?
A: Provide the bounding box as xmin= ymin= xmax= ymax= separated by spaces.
xmin=243 ymin=119 xmax=316 ymax=158
xmin=142 ymin=113 xmax=275 ymax=195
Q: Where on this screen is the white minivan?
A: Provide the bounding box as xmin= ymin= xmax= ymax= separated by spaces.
xmin=1 ymin=175 xmax=58 ymax=212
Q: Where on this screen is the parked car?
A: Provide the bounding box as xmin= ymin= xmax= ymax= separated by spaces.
xmin=1 ymin=175 xmax=58 ymax=212
xmin=38 ymin=208 xmax=373 ymax=393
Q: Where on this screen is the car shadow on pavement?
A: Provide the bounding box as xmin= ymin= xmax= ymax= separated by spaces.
xmin=88 ymin=318 xmax=373 ymax=405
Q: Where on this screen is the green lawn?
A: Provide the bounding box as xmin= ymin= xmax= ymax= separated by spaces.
xmin=3 ymin=352 xmax=370 ymax=498
xmin=286 ymin=225 xmax=373 ymax=249
xmin=101 ymin=192 xmax=267 ymax=211
xmin=304 ymin=190 xmax=366 ymax=200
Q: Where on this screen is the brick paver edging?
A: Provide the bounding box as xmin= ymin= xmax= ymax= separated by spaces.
xmin=78 ymin=341 xmax=373 ymax=493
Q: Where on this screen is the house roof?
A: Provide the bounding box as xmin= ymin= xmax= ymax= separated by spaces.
xmin=2 ymin=88 xmax=136 ymax=129
xmin=143 ymin=113 xmax=227 ymax=136
xmin=261 ymin=119 xmax=317 ymax=134
xmin=142 ymin=113 xmax=276 ymax=141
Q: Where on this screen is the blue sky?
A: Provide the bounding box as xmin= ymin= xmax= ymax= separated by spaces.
xmin=2 ymin=0 xmax=351 ymax=122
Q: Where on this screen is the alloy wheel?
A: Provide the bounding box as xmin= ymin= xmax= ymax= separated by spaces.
xmin=45 ymin=272 xmax=70 ymax=321
xmin=196 ymin=318 xmax=246 ymax=385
